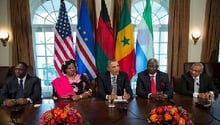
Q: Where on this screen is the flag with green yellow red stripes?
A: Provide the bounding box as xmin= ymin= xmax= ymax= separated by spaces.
xmin=115 ymin=0 xmax=136 ymax=80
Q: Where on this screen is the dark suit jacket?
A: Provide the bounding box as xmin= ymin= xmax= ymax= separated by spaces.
xmin=180 ymin=72 xmax=218 ymax=96
xmin=0 ymin=74 xmax=41 ymax=104
xmin=98 ymin=71 xmax=133 ymax=100
xmin=136 ymin=70 xmax=173 ymax=99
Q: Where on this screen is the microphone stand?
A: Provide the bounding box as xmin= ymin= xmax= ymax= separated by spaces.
xmin=10 ymin=104 xmax=25 ymax=125
xmin=117 ymin=87 xmax=128 ymax=112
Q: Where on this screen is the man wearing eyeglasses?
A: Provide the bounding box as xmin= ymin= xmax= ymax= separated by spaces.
xmin=136 ymin=58 xmax=173 ymax=99
xmin=180 ymin=62 xmax=218 ymax=98
xmin=0 ymin=62 xmax=41 ymax=107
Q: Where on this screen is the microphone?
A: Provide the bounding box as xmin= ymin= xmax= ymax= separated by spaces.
xmin=117 ymin=87 xmax=128 ymax=112
xmin=10 ymin=92 xmax=24 ymax=125
xmin=118 ymin=86 xmax=122 ymax=96
xmin=168 ymin=98 xmax=176 ymax=105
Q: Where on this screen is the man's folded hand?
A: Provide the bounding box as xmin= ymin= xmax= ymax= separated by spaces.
xmin=4 ymin=99 xmax=16 ymax=107
xmin=16 ymin=98 xmax=29 ymax=105
xmin=150 ymin=92 xmax=168 ymax=101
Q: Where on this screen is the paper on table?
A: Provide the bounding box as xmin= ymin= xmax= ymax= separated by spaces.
xmin=114 ymin=96 xmax=127 ymax=102
xmin=33 ymin=104 xmax=41 ymax=107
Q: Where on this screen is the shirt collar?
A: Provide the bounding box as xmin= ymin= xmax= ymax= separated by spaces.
xmin=193 ymin=75 xmax=200 ymax=80
xmin=149 ymin=73 xmax=157 ymax=77
xmin=17 ymin=74 xmax=27 ymax=81
xmin=110 ymin=74 xmax=117 ymax=78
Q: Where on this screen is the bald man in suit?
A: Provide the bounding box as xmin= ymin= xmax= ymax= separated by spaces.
xmin=136 ymin=58 xmax=173 ymax=99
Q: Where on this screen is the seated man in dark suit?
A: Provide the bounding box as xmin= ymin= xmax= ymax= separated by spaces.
xmin=98 ymin=59 xmax=133 ymax=100
xmin=181 ymin=62 xmax=218 ymax=98
xmin=0 ymin=62 xmax=41 ymax=107
xmin=136 ymin=58 xmax=173 ymax=99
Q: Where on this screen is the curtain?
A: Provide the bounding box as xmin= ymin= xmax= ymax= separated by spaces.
xmin=168 ymin=0 xmax=190 ymax=80
xmin=201 ymin=0 xmax=220 ymax=63
xmin=10 ymin=0 xmax=35 ymax=71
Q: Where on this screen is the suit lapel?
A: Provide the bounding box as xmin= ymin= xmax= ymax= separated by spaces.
xmin=117 ymin=73 xmax=121 ymax=86
xmin=199 ymin=74 xmax=204 ymax=91
xmin=106 ymin=72 xmax=112 ymax=92
xmin=23 ymin=75 xmax=31 ymax=95
xmin=156 ymin=73 xmax=159 ymax=90
xmin=143 ymin=74 xmax=150 ymax=91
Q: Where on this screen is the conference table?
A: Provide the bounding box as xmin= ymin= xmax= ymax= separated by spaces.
xmin=0 ymin=94 xmax=220 ymax=125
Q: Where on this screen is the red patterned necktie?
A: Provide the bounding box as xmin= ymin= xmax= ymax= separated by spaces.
xmin=150 ymin=76 xmax=156 ymax=94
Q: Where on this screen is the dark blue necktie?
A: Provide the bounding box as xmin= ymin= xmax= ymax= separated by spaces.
xmin=16 ymin=79 xmax=24 ymax=98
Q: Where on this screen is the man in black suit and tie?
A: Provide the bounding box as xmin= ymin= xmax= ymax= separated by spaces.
xmin=181 ymin=62 xmax=218 ymax=98
xmin=136 ymin=58 xmax=173 ymax=99
xmin=98 ymin=59 xmax=132 ymax=100
xmin=0 ymin=62 xmax=41 ymax=107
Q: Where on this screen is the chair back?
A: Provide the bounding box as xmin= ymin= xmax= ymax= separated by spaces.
xmin=0 ymin=66 xmax=10 ymax=88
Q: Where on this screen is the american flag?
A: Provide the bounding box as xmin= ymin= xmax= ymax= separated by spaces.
xmin=75 ymin=0 xmax=97 ymax=80
xmin=54 ymin=0 xmax=75 ymax=76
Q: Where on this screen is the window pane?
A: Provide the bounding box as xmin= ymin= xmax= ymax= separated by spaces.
xmin=33 ymin=15 xmax=45 ymax=24
xmin=159 ymin=65 xmax=167 ymax=72
xmin=46 ymin=44 xmax=54 ymax=56
xmin=158 ymin=55 xmax=167 ymax=66
xmin=36 ymin=45 xmax=45 ymax=56
xmin=159 ymin=43 xmax=167 ymax=54
xmin=42 ymin=1 xmax=55 ymax=14
xmin=161 ymin=32 xmax=168 ymax=42
xmin=45 ymin=32 xmax=54 ymax=43
xmin=36 ymin=57 xmax=46 ymax=68
xmin=160 ymin=15 xmax=169 ymax=24
xmin=45 ymin=13 xmax=56 ymax=24
xmin=154 ymin=32 xmax=159 ymax=42
xmin=154 ymin=43 xmax=159 ymax=55
xmin=35 ymin=32 xmax=44 ymax=44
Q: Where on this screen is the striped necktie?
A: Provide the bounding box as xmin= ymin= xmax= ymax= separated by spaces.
xmin=112 ymin=76 xmax=117 ymax=95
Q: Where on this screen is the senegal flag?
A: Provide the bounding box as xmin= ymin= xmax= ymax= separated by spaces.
xmin=115 ymin=0 xmax=136 ymax=80
xmin=96 ymin=0 xmax=114 ymax=73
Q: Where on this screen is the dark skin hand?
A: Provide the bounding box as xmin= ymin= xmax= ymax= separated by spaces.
xmin=150 ymin=92 xmax=168 ymax=100
xmin=4 ymin=99 xmax=16 ymax=107
xmin=71 ymin=92 xmax=89 ymax=101
xmin=15 ymin=98 xmax=29 ymax=105
xmin=4 ymin=98 xmax=28 ymax=107
xmin=198 ymin=92 xmax=210 ymax=100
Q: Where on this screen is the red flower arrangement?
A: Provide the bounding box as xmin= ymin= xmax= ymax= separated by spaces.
xmin=147 ymin=105 xmax=193 ymax=125
xmin=39 ymin=104 xmax=84 ymax=125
